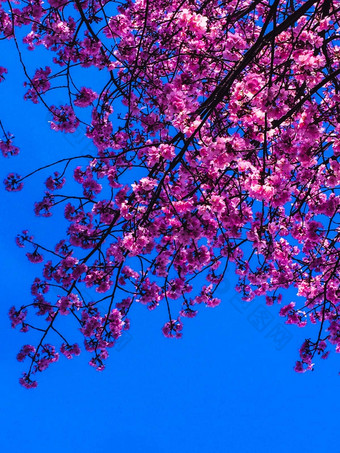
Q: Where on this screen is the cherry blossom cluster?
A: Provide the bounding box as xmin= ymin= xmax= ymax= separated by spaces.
xmin=2 ymin=0 xmax=340 ymax=386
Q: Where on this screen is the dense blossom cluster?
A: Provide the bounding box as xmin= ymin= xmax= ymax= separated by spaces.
xmin=2 ymin=0 xmax=340 ymax=386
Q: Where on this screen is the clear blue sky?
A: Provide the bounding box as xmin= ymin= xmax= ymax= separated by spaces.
xmin=0 ymin=31 xmax=339 ymax=453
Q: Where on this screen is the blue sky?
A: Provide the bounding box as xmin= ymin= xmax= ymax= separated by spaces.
xmin=0 ymin=26 xmax=339 ymax=453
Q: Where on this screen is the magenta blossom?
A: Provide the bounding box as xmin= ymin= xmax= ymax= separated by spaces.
xmin=4 ymin=173 xmax=23 ymax=191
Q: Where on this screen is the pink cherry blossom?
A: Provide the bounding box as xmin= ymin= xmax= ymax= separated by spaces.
xmin=3 ymin=0 xmax=340 ymax=386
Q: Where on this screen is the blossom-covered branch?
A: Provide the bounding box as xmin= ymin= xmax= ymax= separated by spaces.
xmin=2 ymin=0 xmax=340 ymax=387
